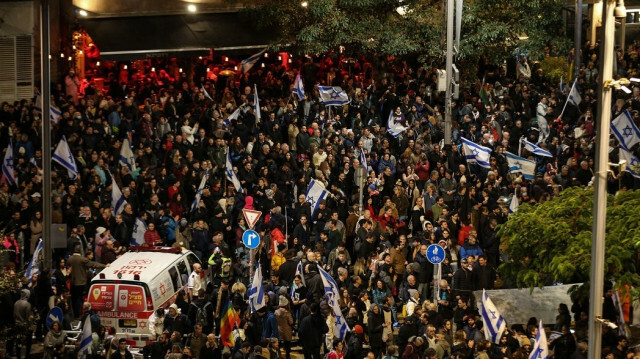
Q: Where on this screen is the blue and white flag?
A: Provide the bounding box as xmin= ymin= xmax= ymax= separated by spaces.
xmin=249 ymin=262 xmax=266 ymax=313
xmin=505 ymin=152 xmax=536 ymax=180
xmin=611 ymin=110 xmax=640 ymax=150
xmin=225 ymin=106 xmax=241 ymax=128
xmin=461 ymin=137 xmax=491 ymax=169
xmin=2 ymin=140 xmax=17 ymax=186
xmin=567 ymin=79 xmax=582 ymax=107
xmin=111 ymin=177 xmax=127 ymax=216
xmin=240 ymin=48 xmax=267 ymax=73
xmin=319 ymin=266 xmax=350 ymax=340
xmin=119 ymin=137 xmax=136 ymax=172
xmin=305 ymin=179 xmax=329 ymax=217
xmin=201 ymin=85 xmax=214 ymax=101
xmin=254 ymin=84 xmax=261 ymax=122
xmin=52 ymin=135 xmax=78 ymax=180
xmin=35 ymin=94 xmax=62 ymax=123
xmin=529 ymin=320 xmax=549 ymax=359
xmin=225 ymin=151 xmax=242 ymax=193
xmin=387 ymin=112 xmax=408 ymax=138
xmin=509 ymin=189 xmax=519 ymax=214
xmin=25 ymin=238 xmax=42 ymax=280
xmin=293 ymin=73 xmax=305 ymax=100
xmin=79 ymin=315 xmax=93 ymax=358
xmin=481 ymin=289 xmax=506 ymax=343
xmin=191 ymin=170 xmax=210 ymax=212
xmin=522 ymin=139 xmax=553 ymax=158
xmin=131 ymin=217 xmax=147 ymax=247
xmin=559 ymin=77 xmax=565 ymax=94
xmin=619 ymin=147 xmax=640 ymax=179
xmin=360 ymin=149 xmax=369 ymax=172
xmin=290 ymin=260 xmax=306 ymax=298
xmin=318 ymin=86 xmax=350 ymax=106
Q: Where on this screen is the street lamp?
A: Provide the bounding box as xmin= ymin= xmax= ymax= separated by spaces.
xmin=588 ymin=1 xmax=625 ymax=359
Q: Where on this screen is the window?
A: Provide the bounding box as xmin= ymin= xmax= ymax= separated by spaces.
xmin=177 ymin=260 xmax=189 ymax=287
xmin=168 ymin=267 xmax=179 ymax=292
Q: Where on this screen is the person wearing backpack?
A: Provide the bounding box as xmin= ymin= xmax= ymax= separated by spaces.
xmin=275 ymin=296 xmax=293 ymax=359
xmin=188 ymin=289 xmax=214 ymax=334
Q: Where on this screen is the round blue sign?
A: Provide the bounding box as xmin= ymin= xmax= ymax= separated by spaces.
xmin=426 ymin=244 xmax=445 ymax=264
xmin=242 ymin=229 xmax=260 ymax=249
xmin=46 ymin=306 xmax=63 ymax=330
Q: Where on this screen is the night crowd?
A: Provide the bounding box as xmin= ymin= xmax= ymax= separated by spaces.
xmin=0 ymin=38 xmax=639 ymax=359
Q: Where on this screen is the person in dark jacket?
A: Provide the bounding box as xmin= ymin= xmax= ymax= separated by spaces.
xmin=164 ymin=304 xmax=192 ymax=335
xmin=452 ymin=258 xmax=473 ymax=298
xmin=414 ymin=244 xmax=434 ymax=300
xmin=367 ymin=304 xmax=387 ymax=357
xmin=111 ymin=338 xmax=134 ymax=359
xmin=143 ymin=332 xmax=170 ymax=359
xmin=472 ymin=255 xmax=496 ymax=290
xmin=298 ymin=303 xmax=328 ymax=359
xmin=304 ymin=264 xmax=325 ymax=303
xmin=277 ymin=251 xmax=299 ymax=285
xmin=549 ymin=325 xmax=577 ymax=359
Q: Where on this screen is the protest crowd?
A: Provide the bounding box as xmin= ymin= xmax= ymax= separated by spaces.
xmin=0 ymin=39 xmax=639 ymax=359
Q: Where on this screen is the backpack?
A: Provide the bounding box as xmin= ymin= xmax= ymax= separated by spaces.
xmin=192 ymin=301 xmax=211 ymax=327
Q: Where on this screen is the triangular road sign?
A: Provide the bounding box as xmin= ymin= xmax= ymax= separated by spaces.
xmin=242 ymin=208 xmax=262 ymax=229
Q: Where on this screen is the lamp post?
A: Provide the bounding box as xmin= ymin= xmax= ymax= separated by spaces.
xmin=444 ymin=0 xmax=454 ymax=145
xmin=40 ymin=0 xmax=52 ymax=271
xmin=588 ymin=1 xmax=625 ymax=358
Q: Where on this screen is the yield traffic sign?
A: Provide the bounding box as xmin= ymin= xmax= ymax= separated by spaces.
xmin=242 ymin=208 xmax=262 ymax=229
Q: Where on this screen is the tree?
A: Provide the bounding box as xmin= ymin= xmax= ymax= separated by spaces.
xmin=498 ymin=187 xmax=640 ymax=300
xmin=246 ymin=0 xmax=571 ymax=66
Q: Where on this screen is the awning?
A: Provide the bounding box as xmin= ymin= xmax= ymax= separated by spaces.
xmin=80 ymin=12 xmax=271 ymax=60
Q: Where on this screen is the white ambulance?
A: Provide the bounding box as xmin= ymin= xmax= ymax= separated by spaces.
xmin=87 ymin=247 xmax=208 ymax=346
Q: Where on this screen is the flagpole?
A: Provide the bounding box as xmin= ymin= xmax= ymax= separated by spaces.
xmin=558 ymin=80 xmax=575 ymax=118
xmin=40 ymin=0 xmax=53 ymax=271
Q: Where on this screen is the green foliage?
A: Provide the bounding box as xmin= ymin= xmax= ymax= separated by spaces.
xmin=540 ymin=57 xmax=570 ymax=83
xmin=247 ymin=0 xmax=569 ymax=71
xmin=498 ymin=187 xmax=640 ymax=301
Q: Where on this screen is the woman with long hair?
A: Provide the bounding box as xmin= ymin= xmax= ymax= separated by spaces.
xmin=29 ymin=210 xmax=43 ymax=255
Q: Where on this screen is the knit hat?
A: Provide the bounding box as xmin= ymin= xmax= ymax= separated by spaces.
xmin=354 ymin=324 xmax=364 ymax=334
xmin=279 ymin=295 xmax=289 ymax=307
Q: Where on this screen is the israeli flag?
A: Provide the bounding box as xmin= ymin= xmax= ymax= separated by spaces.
xmin=119 ymin=137 xmax=136 ymax=172
xmin=201 ymin=84 xmax=214 ymax=101
xmin=2 ymin=140 xmax=17 ymax=186
xmin=611 ymin=110 xmax=640 ymax=150
xmin=481 ymin=290 xmax=506 ymax=343
xmin=25 ymin=238 xmax=43 ymax=279
xmin=254 ymin=84 xmax=261 ymax=122
xmin=225 ymin=151 xmax=242 ymax=193
xmin=249 ymin=262 xmax=266 ymax=313
xmin=79 ymin=315 xmax=93 ymax=358
xmin=131 ymin=217 xmax=147 ymax=246
xmin=293 ymin=73 xmax=305 ymax=100
xmin=567 ymin=79 xmax=582 ymax=107
xmin=52 ymin=135 xmax=78 ymax=180
xmin=319 ymin=266 xmax=350 ymax=340
xmin=35 ymin=94 xmax=62 ymax=123
xmin=360 ymin=149 xmax=369 ymax=172
xmin=619 ymin=147 xmax=640 ymax=179
xmin=225 ymin=106 xmax=241 ymax=128
xmin=522 ymin=139 xmax=553 ymax=158
xmin=290 ymin=260 xmax=306 ymax=298
xmin=240 ymin=48 xmax=267 ymax=73
xmin=509 ymin=190 xmax=519 ymax=214
xmin=387 ymin=112 xmax=408 ymax=138
xmin=111 ymin=176 xmax=127 ymax=216
xmin=505 ymin=152 xmax=536 ymax=180
xmin=191 ymin=170 xmax=210 ymax=212
xmin=305 ymin=179 xmax=329 ymax=217
xmin=529 ymin=321 xmax=549 ymax=359
xmin=460 ymin=137 xmax=491 ymax=169
xmin=318 ymin=86 xmax=350 ymax=106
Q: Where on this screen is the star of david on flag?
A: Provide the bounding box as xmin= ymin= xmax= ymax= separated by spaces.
xmin=52 ymin=135 xmax=79 ymax=180
xmin=619 ymin=147 xmax=640 ymax=179
xmin=460 ymin=137 xmax=492 ymax=169
xmin=505 ymin=152 xmax=536 ymax=180
xmin=528 ymin=320 xmax=549 ymax=359
xmin=2 ymin=140 xmax=17 ymax=186
xmin=481 ymin=289 xmax=506 ymax=343
xmin=318 ymin=86 xmax=350 ymax=106
xmin=611 ymin=110 xmax=640 ymax=150
xmin=305 ymin=179 xmax=329 ymax=217
xmin=319 ymin=266 xmax=350 ymax=339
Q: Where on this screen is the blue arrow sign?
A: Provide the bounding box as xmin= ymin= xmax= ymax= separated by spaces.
xmin=242 ymin=229 xmax=260 ymax=249
xmin=426 ymin=244 xmax=445 ymax=264
xmin=46 ymin=306 xmax=63 ymax=330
